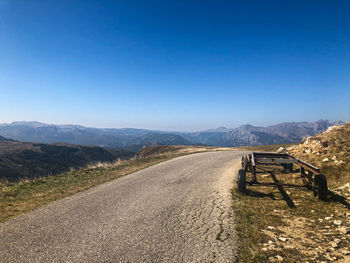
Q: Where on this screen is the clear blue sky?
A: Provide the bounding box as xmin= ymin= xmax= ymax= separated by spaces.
xmin=0 ymin=0 xmax=349 ymax=131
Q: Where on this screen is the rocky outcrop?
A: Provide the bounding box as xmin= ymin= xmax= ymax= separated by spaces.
xmin=287 ymin=123 xmax=349 ymax=168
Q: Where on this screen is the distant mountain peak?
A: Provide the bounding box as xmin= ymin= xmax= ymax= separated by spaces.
xmin=237 ymin=124 xmax=259 ymax=131
xmin=203 ymin=126 xmax=231 ymax=133
xmin=11 ymin=121 xmax=49 ymax=127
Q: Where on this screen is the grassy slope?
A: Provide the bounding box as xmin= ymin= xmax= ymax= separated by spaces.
xmin=0 ymin=140 xmax=133 ymax=182
xmin=233 ymin=125 xmax=350 ymax=262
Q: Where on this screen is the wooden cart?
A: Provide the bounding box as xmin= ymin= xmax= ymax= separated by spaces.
xmin=238 ymin=152 xmax=328 ymax=200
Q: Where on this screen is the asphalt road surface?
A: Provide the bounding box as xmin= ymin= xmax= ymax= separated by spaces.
xmin=0 ymin=151 xmax=245 ymax=263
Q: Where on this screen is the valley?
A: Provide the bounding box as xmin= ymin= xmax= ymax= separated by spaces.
xmin=0 ymin=137 xmax=133 ymax=182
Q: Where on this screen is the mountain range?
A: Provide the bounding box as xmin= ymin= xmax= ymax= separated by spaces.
xmin=0 ymin=120 xmax=344 ymax=151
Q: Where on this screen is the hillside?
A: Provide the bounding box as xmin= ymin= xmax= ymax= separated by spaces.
xmin=0 ymin=120 xmax=343 ymax=149
xmin=123 ymin=133 xmax=191 ymax=152
xmin=0 ymin=136 xmax=12 ymax=142
xmin=0 ymin=138 xmax=133 ymax=182
xmin=287 ymin=122 xmax=350 ymax=186
xmin=223 ymin=124 xmax=288 ymax=146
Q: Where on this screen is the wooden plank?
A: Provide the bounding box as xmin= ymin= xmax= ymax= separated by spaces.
xmin=251 ymin=153 xmax=257 ymax=182
xmin=248 ymin=182 xmax=310 ymax=188
xmin=251 ymin=152 xmax=256 ymax=167
xmin=253 ymin=153 xmax=288 ymax=158
xmin=255 ymin=158 xmax=298 ymax=164
xmin=298 ymin=162 xmax=320 ymax=175
xmin=287 ymin=154 xmax=320 ymax=174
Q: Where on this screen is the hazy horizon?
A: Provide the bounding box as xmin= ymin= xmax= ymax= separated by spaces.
xmin=1 ymin=1 xmax=349 ymax=130
xmin=0 ymin=118 xmax=345 ymax=133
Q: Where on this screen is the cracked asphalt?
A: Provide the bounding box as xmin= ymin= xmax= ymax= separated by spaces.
xmin=0 ymin=151 xmax=245 ymax=263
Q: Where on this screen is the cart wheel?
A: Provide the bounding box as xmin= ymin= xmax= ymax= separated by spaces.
xmin=314 ymin=174 xmax=328 ymax=200
xmin=237 ymin=169 xmax=246 ymax=193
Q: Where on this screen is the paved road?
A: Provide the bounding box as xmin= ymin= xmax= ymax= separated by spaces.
xmin=0 ymin=151 xmax=244 ymax=263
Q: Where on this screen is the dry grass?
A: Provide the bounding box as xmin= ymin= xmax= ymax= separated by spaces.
xmin=233 ymin=125 xmax=350 ymax=263
xmin=233 ymin=167 xmax=350 ymax=262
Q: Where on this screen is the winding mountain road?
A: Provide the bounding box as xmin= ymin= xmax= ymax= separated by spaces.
xmin=0 ymin=151 xmax=245 ymax=262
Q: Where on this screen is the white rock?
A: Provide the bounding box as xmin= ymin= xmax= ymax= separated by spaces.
xmin=276 ymin=255 xmax=283 ymax=262
xmin=322 ymin=158 xmax=329 ymax=162
xmin=283 ymin=245 xmax=294 ymax=249
xmin=304 ymin=137 xmax=311 ymax=144
xmin=325 ymin=125 xmax=340 ymax=133
xmin=337 ymin=227 xmax=349 ymax=234
xmin=334 ymin=220 xmax=342 ymax=226
xmin=279 ymin=237 xmax=287 ymax=242
xmin=268 ymin=256 xmax=276 ymax=262
xmin=277 ymin=147 xmax=286 ymax=153
xmin=267 ymin=226 xmax=275 ymax=230
xmin=335 ymin=183 xmax=350 ymax=190
xmin=336 ymin=160 xmax=344 ymax=165
xmin=330 ymin=241 xmax=338 ymax=248
xmin=334 ymin=238 xmax=342 ymax=244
